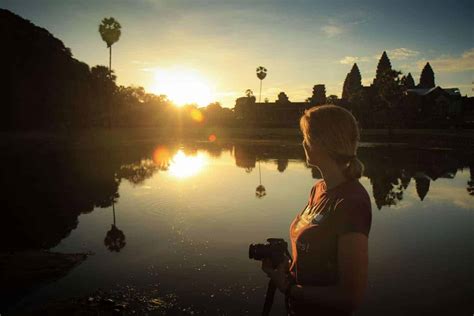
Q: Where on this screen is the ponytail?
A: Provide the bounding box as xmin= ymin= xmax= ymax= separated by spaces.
xmin=343 ymin=156 xmax=364 ymax=179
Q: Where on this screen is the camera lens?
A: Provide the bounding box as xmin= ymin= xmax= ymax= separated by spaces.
xmin=249 ymin=244 xmax=256 ymax=259
xmin=248 ymin=243 xmax=270 ymax=260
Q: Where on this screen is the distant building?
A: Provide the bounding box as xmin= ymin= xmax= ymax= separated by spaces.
xmin=234 ymin=96 xmax=312 ymax=127
xmin=406 ymin=86 xmax=461 ymax=97
xmin=401 ymin=86 xmax=468 ymax=128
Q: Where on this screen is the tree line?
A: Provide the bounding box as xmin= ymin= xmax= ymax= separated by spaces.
xmin=0 ymin=9 xmax=234 ymax=131
xmin=1 ymin=9 xmax=471 ymax=131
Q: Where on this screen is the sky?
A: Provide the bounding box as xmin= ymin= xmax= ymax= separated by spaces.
xmin=1 ymin=0 xmax=473 ymax=107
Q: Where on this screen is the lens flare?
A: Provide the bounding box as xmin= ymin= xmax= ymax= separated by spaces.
xmin=153 ymin=146 xmax=171 ymax=168
xmin=208 ymin=134 xmax=216 ymax=142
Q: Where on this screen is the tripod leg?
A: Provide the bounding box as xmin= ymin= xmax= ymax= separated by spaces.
xmin=262 ymin=279 xmax=277 ymax=316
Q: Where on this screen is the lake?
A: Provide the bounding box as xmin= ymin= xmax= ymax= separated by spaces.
xmin=1 ymin=140 xmax=473 ymax=315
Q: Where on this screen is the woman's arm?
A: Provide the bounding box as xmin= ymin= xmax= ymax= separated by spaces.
xmin=267 ymin=232 xmax=369 ymax=312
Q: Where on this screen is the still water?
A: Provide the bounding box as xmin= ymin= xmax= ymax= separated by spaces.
xmin=2 ymin=141 xmax=473 ymax=315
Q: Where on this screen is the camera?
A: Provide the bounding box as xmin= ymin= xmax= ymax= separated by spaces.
xmin=249 ymin=238 xmax=289 ymax=269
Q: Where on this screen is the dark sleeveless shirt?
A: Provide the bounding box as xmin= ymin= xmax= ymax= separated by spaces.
xmin=288 ymin=179 xmax=372 ymax=315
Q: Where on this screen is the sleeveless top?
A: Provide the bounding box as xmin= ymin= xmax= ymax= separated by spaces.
xmin=288 ymin=179 xmax=372 ymax=315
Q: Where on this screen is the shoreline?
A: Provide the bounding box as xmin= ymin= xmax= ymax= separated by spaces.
xmin=1 ymin=127 xmax=473 ymax=149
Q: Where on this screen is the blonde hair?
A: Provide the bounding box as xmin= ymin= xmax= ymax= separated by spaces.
xmin=300 ymin=105 xmax=364 ymax=179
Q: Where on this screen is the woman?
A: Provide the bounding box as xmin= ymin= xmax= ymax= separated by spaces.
xmin=262 ymin=105 xmax=372 ymax=315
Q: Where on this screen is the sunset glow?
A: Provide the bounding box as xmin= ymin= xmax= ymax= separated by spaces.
xmin=150 ymin=68 xmax=214 ymax=106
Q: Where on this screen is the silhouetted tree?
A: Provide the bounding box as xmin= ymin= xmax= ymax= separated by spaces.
xmin=245 ymin=89 xmax=254 ymax=98
xmin=91 ymin=65 xmax=117 ymax=126
xmin=0 ymin=9 xmax=94 ymax=130
xmin=256 ymin=66 xmax=267 ymax=102
xmin=310 ymin=84 xmax=326 ymax=106
xmin=418 ymin=62 xmax=435 ymax=89
xmin=99 ymin=17 xmax=121 ymax=74
xmin=401 ymin=72 xmax=415 ymax=89
xmin=342 ymin=63 xmax=362 ymax=101
xmin=326 ymin=95 xmax=339 ymax=105
xmin=276 ymin=92 xmax=289 ymax=103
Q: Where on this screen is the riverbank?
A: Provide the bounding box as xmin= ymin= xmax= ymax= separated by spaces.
xmin=1 ymin=128 xmax=473 ymax=149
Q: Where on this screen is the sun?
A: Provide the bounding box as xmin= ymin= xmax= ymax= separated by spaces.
xmin=149 ymin=67 xmax=214 ymax=106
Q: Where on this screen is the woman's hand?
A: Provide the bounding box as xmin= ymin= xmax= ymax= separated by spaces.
xmin=261 ymin=257 xmax=291 ymax=293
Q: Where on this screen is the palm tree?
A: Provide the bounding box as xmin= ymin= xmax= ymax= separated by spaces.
xmin=256 ymin=66 xmax=267 ymax=102
xmin=99 ymin=17 xmax=122 ymax=76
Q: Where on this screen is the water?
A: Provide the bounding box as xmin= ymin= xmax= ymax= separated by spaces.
xmin=1 ymin=141 xmax=473 ymax=315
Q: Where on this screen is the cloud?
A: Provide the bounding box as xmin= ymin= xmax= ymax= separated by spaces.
xmin=387 ymin=48 xmax=420 ymax=60
xmin=321 ymin=24 xmax=344 ymax=37
xmin=339 ymin=56 xmax=369 ymax=65
xmin=418 ymin=48 xmax=474 ymax=73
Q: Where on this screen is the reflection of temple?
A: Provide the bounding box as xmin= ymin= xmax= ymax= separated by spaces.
xmin=2 ymin=141 xmax=472 ymax=254
xmin=414 ymin=173 xmax=430 ymax=201
xmin=232 ymin=143 xmax=473 ymax=210
xmin=468 ymin=166 xmax=474 ymax=196
xmin=360 ymin=147 xmax=469 ymax=209
xmin=233 ymin=143 xmax=305 ymax=173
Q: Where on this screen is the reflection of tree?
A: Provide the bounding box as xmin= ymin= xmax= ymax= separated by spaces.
xmin=104 ymin=202 xmax=126 ymax=252
xmin=468 ymin=166 xmax=474 ymax=196
xmin=256 ymin=184 xmax=266 ymax=198
xmin=234 ymin=144 xmax=256 ymax=172
xmin=255 ymin=161 xmax=266 ymax=198
xmin=234 ymin=144 xmax=305 ymax=173
xmin=118 ymin=159 xmax=160 ymax=186
xmin=363 ymin=150 xmax=410 ymax=210
xmin=3 ymin=141 xmax=472 ymax=255
xmin=105 ymin=225 xmax=126 ymax=252
xmin=360 ymin=147 xmax=474 ymax=209
xmin=277 ymin=159 xmax=288 ymax=173
xmin=0 ymin=143 xmax=161 ymax=252
xmin=371 ymin=176 xmax=405 ymax=210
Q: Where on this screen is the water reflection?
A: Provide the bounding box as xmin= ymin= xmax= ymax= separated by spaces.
xmin=104 ymin=202 xmax=126 ymax=252
xmin=255 ymin=161 xmax=266 ymax=198
xmin=1 ymin=140 xmax=473 ymax=314
xmin=1 ymin=142 xmax=472 ymax=254
xmin=468 ymin=166 xmax=474 ymax=196
xmin=168 ymin=149 xmax=208 ymax=179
